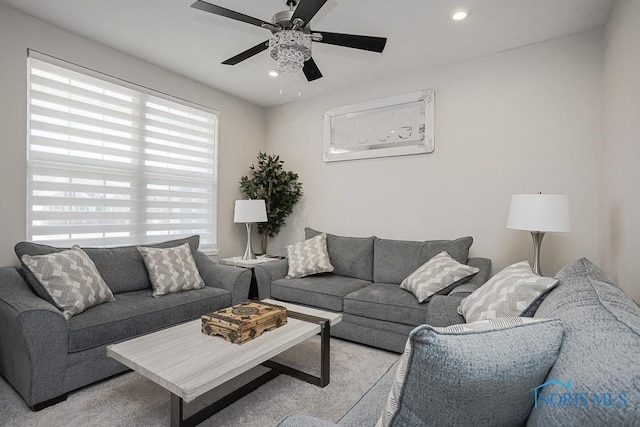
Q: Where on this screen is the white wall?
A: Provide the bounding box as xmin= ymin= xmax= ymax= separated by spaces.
xmin=602 ymin=0 xmax=640 ymax=302
xmin=0 ymin=4 xmax=266 ymax=265
xmin=265 ymin=30 xmax=604 ymax=278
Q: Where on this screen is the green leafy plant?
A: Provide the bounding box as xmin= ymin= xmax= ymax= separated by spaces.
xmin=240 ymin=152 xmax=303 ymax=254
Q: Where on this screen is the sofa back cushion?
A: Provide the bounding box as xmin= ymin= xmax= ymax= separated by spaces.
xmin=373 ymin=236 xmax=473 ymax=284
xmin=305 ymin=227 xmax=375 ymax=281
xmin=529 ymin=258 xmax=640 ymax=426
xmin=15 ymin=235 xmax=200 ymax=294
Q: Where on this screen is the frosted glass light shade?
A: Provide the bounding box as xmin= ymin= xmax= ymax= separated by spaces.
xmin=507 ymin=194 xmax=570 ymax=232
xmin=234 ymin=200 xmax=267 ymax=223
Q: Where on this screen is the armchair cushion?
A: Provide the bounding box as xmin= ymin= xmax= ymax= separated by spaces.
xmin=379 ymin=318 xmax=563 ymax=427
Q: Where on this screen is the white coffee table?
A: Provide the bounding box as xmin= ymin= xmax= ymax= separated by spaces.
xmin=107 ymin=300 xmax=342 ymax=427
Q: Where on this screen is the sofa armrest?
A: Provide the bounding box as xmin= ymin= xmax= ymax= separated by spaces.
xmin=0 ymin=267 xmax=69 ymax=407
xmin=425 ymin=294 xmax=466 ymax=327
xmin=195 ymin=252 xmax=251 ymax=304
xmin=255 ymin=259 xmax=289 ymax=300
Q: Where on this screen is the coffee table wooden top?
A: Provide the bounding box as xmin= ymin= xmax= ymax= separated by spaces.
xmin=106 ymin=301 xmax=341 ymax=403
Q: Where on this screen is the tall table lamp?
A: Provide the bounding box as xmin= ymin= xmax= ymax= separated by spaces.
xmin=507 ymin=193 xmax=570 ymax=276
xmin=234 ymin=199 xmax=268 ymax=260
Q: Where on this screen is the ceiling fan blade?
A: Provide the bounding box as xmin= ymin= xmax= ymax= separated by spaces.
xmin=291 ymin=0 xmax=328 ymax=26
xmin=222 ymin=41 xmax=269 ymax=65
xmin=191 ymin=1 xmax=271 ymax=29
xmin=315 ymin=31 xmax=387 ymax=53
xmin=303 ymin=57 xmax=323 ymax=81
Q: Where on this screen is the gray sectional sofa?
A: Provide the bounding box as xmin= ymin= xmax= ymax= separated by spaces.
xmin=0 ymin=236 xmax=251 ymax=410
xmin=277 ymin=258 xmax=640 ymax=426
xmin=256 ymin=228 xmax=491 ymax=353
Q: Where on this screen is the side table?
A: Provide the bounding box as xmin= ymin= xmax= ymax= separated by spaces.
xmin=219 ymin=256 xmax=284 ymax=300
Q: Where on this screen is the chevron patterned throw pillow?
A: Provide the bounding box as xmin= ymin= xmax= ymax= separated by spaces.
xmin=21 ymin=245 xmax=115 ymax=319
xmin=137 ymin=243 xmax=204 ymax=297
xmin=285 ymin=233 xmax=334 ymax=279
xmin=400 ymin=251 xmax=480 ymax=303
xmin=458 ymin=261 xmax=559 ymax=322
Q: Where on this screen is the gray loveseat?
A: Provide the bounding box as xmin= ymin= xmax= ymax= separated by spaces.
xmin=256 ymin=228 xmax=491 ymax=353
xmin=277 ymin=258 xmax=640 ymax=426
xmin=0 ymin=236 xmax=251 ymax=410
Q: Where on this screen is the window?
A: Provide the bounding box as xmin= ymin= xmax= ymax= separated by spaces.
xmin=26 ymin=55 xmax=218 ymax=253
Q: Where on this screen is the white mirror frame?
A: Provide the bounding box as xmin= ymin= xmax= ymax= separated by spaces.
xmin=323 ymin=90 xmax=434 ymax=162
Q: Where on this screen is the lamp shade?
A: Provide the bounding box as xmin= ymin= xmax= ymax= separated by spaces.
xmin=507 ymin=194 xmax=570 ymax=232
xmin=234 ymin=200 xmax=267 ymax=223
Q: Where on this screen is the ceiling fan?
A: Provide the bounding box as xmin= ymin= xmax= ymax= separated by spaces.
xmin=191 ymin=0 xmax=387 ymax=82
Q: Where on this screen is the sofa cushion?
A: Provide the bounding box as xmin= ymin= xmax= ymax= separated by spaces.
xmin=379 ymin=318 xmax=563 ymax=427
xmin=343 ymin=283 xmax=430 ymax=326
xmin=67 ymin=285 xmax=231 ymax=353
xmin=459 ymin=261 xmax=558 ymax=323
xmin=305 ymin=227 xmax=375 ymax=281
xmin=373 ymin=236 xmax=473 ymax=284
xmin=285 ymin=233 xmax=334 ymax=278
xmin=15 ymin=235 xmax=200 ymax=294
xmin=271 ymin=275 xmax=370 ymax=312
xmin=400 ymin=251 xmax=479 ymax=303
xmin=21 ymin=246 xmax=115 ymax=319
xmin=137 ymin=243 xmax=204 ymax=297
xmin=528 ymin=258 xmax=640 ymax=426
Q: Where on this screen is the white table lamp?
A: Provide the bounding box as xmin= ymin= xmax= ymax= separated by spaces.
xmin=507 ymin=194 xmax=570 ymax=276
xmin=234 ymin=199 xmax=268 ymax=260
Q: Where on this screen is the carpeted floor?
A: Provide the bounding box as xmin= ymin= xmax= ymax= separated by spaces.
xmin=0 ymin=336 xmax=399 ymax=427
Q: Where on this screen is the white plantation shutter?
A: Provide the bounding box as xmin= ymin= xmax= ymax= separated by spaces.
xmin=26 ymin=56 xmax=218 ymax=252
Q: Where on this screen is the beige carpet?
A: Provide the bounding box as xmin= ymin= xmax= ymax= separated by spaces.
xmin=0 ymin=336 xmax=399 ymax=427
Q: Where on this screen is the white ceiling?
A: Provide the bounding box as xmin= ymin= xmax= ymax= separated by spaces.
xmin=1 ymin=0 xmax=613 ymax=107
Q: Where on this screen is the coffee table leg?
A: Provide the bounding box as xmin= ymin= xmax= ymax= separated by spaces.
xmin=262 ymin=317 xmax=331 ymax=387
xmin=170 ymin=394 xmax=184 ymax=427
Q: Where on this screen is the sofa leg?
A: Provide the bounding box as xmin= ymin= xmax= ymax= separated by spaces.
xmin=30 ymin=393 xmax=68 ymax=411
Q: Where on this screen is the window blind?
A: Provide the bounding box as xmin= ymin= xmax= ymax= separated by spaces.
xmin=26 ymin=57 xmax=218 ymax=252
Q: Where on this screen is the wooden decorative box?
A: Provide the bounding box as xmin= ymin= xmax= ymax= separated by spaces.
xmin=201 ymin=301 xmax=287 ymax=344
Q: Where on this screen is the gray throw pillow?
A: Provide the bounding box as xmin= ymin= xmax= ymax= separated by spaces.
xmin=378 ymin=317 xmax=564 ymax=427
xmin=21 ymin=246 xmax=115 ymax=319
xmin=400 ymin=251 xmax=480 ymax=303
xmin=459 ymin=261 xmax=559 ymax=323
xmin=137 ymin=243 xmax=205 ymax=297
xmin=285 ymin=233 xmax=334 ymax=278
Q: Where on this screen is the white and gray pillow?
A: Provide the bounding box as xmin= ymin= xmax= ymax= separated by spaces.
xmin=458 ymin=261 xmax=559 ymax=323
xmin=137 ymin=243 xmax=204 ymax=297
xmin=377 ymin=317 xmax=564 ymax=427
xmin=21 ymin=245 xmax=115 ymax=319
xmin=400 ymin=251 xmax=479 ymax=303
xmin=285 ymin=233 xmax=334 ymax=279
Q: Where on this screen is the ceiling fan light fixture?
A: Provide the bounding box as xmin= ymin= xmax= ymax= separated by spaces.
xmin=269 ymin=30 xmax=312 ymax=73
xmin=451 ymin=7 xmax=470 ymax=21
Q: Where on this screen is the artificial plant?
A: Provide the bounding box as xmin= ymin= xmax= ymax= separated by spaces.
xmin=239 ymin=152 xmax=303 ymax=254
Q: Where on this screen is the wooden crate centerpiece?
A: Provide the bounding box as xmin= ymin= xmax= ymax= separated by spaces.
xmin=201 ymin=301 xmax=287 ymax=344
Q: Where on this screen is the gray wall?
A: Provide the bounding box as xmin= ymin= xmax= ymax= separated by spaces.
xmin=602 ymin=0 xmax=640 ymax=302
xmin=264 ymin=30 xmax=603 ymax=280
xmin=0 ymin=4 xmax=266 ymax=265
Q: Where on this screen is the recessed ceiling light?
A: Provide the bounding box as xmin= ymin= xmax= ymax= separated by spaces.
xmin=268 ymin=70 xmax=280 ymax=77
xmin=451 ymin=7 xmax=470 ymax=21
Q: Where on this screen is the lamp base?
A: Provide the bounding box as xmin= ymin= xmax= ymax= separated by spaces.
xmin=241 ymin=223 xmax=257 ymax=260
xmin=530 ymin=231 xmax=545 ymax=276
